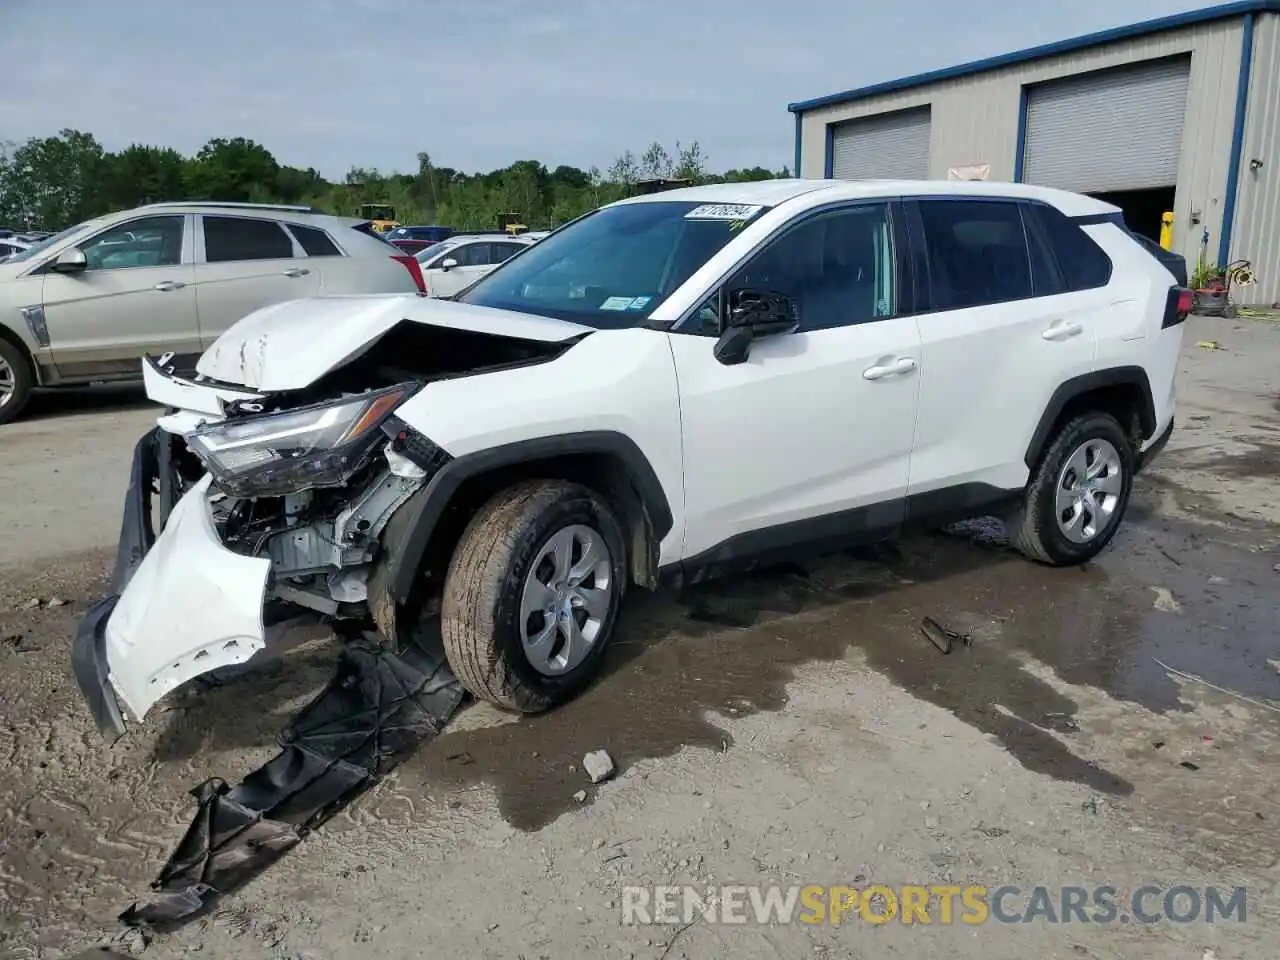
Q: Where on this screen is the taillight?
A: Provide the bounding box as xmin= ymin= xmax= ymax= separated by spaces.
xmin=1163 ymin=285 xmax=1192 ymax=328
xmin=392 ymin=254 xmax=427 ymax=294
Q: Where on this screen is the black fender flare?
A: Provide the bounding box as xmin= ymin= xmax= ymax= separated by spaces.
xmin=381 ymin=430 xmax=675 ymax=606
xmin=1024 ymin=366 xmax=1156 ymax=468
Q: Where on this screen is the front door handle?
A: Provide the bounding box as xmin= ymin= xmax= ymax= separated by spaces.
xmin=282 ymin=267 xmax=311 ymax=278
xmin=862 ymin=357 xmax=918 ymax=381
xmin=153 ymin=280 xmax=186 ymax=292
xmin=1042 ymin=320 xmax=1083 ymax=341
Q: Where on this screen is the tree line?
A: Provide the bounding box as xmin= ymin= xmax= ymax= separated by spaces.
xmin=0 ymin=130 xmax=790 ymax=233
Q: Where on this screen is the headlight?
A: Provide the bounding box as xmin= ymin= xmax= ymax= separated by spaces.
xmin=187 ymin=383 xmax=416 ymax=497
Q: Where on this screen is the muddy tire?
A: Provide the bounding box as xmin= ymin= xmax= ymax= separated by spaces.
xmin=0 ymin=337 xmax=34 ymax=426
xmin=1009 ymin=412 xmax=1134 ymax=566
xmin=441 ymin=479 xmax=627 ymax=713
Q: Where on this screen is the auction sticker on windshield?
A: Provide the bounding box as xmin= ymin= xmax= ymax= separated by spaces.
xmin=600 ymin=296 xmax=640 ymax=311
xmin=684 ymin=204 xmax=764 ymax=221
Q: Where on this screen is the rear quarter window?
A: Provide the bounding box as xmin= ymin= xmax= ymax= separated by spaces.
xmin=288 ymin=223 xmax=342 ymax=257
xmin=1026 ymin=204 xmax=1112 ymax=291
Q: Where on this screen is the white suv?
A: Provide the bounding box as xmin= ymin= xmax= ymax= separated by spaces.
xmin=0 ymin=202 xmax=426 ymax=424
xmin=414 ymin=233 xmax=536 ymax=298
xmin=72 ymin=179 xmax=1186 ymax=735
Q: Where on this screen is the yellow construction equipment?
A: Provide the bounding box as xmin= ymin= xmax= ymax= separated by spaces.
xmin=357 ymin=203 xmax=400 ymax=234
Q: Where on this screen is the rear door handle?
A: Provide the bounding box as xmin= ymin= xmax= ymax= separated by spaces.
xmin=282 ymin=267 xmax=311 ymax=278
xmin=1042 ymin=320 xmax=1083 ymax=341
xmin=862 ymin=357 xmax=918 ymax=381
xmin=153 ymin=280 xmax=186 ymax=292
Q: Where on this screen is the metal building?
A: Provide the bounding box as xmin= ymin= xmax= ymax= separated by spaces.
xmin=788 ymin=1 xmax=1280 ymax=306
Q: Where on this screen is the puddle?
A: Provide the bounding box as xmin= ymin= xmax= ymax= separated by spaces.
xmin=1208 ymin=438 xmax=1280 ymax=479
xmin=397 ymin=500 xmax=1280 ymax=832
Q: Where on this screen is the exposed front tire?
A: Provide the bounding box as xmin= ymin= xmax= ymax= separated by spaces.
xmin=1010 ymin=412 xmax=1134 ymax=565
xmin=0 ymin=338 xmax=34 ymax=426
xmin=441 ymin=479 xmax=627 ymax=713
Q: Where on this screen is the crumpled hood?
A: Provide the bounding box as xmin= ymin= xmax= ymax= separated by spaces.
xmin=196 ymin=294 xmax=594 ymax=391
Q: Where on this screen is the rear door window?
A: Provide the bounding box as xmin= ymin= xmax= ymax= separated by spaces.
xmin=916 ymin=199 xmax=1032 ymax=310
xmin=1020 ymin=203 xmax=1067 ymax=297
xmin=492 ymin=242 xmax=526 ymax=263
xmin=203 ymin=216 xmax=295 ymax=263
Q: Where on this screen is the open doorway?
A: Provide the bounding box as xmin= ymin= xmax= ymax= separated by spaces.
xmin=1089 ymin=186 xmax=1175 ymax=243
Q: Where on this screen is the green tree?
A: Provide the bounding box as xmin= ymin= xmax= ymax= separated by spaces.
xmin=185 ymin=137 xmax=280 ymax=202
xmin=101 ymin=144 xmax=187 ymax=209
xmin=0 ymin=130 xmax=108 ymax=229
xmin=0 ymin=130 xmax=785 ymax=232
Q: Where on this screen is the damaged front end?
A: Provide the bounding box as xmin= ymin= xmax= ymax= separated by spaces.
xmin=72 ymin=364 xmax=453 ymax=738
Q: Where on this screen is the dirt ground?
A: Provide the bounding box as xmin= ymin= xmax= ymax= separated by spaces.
xmin=1 ymin=316 xmax=1277 ymax=960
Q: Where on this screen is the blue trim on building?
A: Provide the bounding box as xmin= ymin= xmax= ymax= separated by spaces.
xmin=1013 ymin=85 xmax=1029 ymax=182
xmin=1219 ymin=11 xmax=1256 ymax=265
xmin=793 ymin=113 xmax=803 ymax=177
xmin=823 ymin=124 xmax=835 ymax=178
xmin=787 ymin=0 xmax=1280 ymax=114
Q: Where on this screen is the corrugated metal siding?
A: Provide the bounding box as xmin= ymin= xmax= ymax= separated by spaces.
xmin=831 ymin=109 xmax=931 ymax=179
xmin=1231 ymin=12 xmax=1280 ymax=306
xmin=798 ymin=18 xmax=1243 ymax=268
xmin=1022 ymin=57 xmax=1191 ymax=192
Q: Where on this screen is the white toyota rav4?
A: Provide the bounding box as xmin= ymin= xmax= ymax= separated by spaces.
xmin=73 ymin=179 xmax=1188 ymax=736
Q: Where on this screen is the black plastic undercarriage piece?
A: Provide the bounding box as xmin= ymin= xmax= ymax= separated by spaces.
xmin=119 ymin=633 xmax=465 ymax=929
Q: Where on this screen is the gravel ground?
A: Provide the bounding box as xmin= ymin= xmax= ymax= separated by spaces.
xmin=0 ymin=316 xmax=1277 ymax=960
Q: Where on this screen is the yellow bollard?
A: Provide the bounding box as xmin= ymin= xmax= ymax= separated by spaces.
xmin=1159 ymin=211 xmax=1174 ymax=251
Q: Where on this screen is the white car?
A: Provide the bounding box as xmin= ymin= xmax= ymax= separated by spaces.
xmin=0 ymin=202 xmax=425 ymax=424
xmin=414 ymin=233 xmax=536 ymax=297
xmin=73 ymin=178 xmax=1186 ymax=735
xmin=0 ymin=237 xmax=30 ymax=261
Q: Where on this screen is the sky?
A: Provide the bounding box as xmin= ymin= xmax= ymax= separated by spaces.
xmin=0 ymin=0 xmax=1212 ymax=179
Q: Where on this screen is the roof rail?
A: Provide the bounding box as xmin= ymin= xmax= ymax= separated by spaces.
xmin=138 ymin=201 xmax=324 ymax=213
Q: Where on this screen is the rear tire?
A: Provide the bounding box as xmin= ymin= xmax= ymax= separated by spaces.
xmin=1010 ymin=412 xmax=1134 ymax=565
xmin=441 ymin=480 xmax=627 ymax=713
xmin=0 ymin=337 xmax=33 ymax=426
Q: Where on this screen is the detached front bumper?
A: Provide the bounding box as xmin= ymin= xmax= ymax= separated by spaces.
xmin=73 ymin=428 xmax=165 ymax=737
xmin=73 ymin=430 xmax=272 ymax=737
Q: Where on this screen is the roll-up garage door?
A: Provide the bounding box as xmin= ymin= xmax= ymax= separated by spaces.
xmin=830 ymin=107 xmax=931 ymax=180
xmin=1021 ymin=56 xmax=1190 ymax=193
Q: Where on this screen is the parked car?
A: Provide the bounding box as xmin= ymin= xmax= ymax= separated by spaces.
xmin=0 ymin=237 xmax=31 ymax=262
xmin=0 ymin=201 xmax=427 ymax=424
xmin=72 ymin=177 xmax=1188 ymax=736
xmin=414 ymin=233 xmax=536 ymax=297
xmin=385 ymin=225 xmax=455 ymax=255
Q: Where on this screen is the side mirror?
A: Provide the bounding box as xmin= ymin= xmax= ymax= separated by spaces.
xmin=713 ymin=288 xmax=798 ymax=366
xmin=713 ymin=325 xmax=754 ymax=366
xmin=51 ymin=248 xmax=88 ymax=274
xmin=440 ymin=257 xmax=458 ymax=271
xmin=726 ymin=288 xmax=797 ymax=331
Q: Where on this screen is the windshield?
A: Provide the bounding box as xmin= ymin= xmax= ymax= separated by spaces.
xmin=5 ymin=221 xmax=102 ymax=264
xmin=456 ymin=200 xmax=768 ymax=328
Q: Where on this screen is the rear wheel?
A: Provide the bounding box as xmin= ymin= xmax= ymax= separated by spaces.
xmin=0 ymin=338 xmax=33 ymax=426
xmin=1010 ymin=412 xmax=1134 ymax=565
xmin=441 ymin=480 xmax=627 ymax=712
